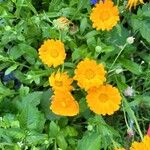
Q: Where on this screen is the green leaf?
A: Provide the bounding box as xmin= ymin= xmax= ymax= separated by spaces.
xmin=131 ymin=4 xmax=150 ymax=43
xmin=26 ymin=131 xmax=48 ymax=145
xmin=5 ymin=64 xmax=19 ymax=75
xmin=87 ymin=37 xmax=96 ymax=50
xmin=9 ymin=45 xmax=24 ymax=60
xmin=77 ymin=0 xmax=90 ymax=10
xmin=77 ymin=132 xmax=101 ymax=150
xmin=56 ymin=134 xmax=68 ymax=150
xmin=18 ymin=105 xmax=45 ymax=132
xmin=49 ymin=0 xmax=62 ymax=11
xmin=119 ymin=58 xmax=142 ymax=75
xmin=85 ymin=30 xmax=99 ymax=39
xmin=49 ymin=121 xmax=60 ymax=138
xmin=62 ymin=126 xmax=78 ymax=137
xmin=80 ymin=18 xmax=88 ymax=34
xmin=72 ymin=45 xmax=88 ymax=61
xmin=17 ymin=92 xmax=43 ymax=110
xmin=140 ymin=19 xmax=150 ymax=43
xmin=6 ymin=128 xmax=25 ymax=140
xmin=40 ymin=90 xmax=60 ymax=120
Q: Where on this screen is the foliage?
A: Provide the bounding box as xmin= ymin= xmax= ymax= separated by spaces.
xmin=0 ymin=0 xmax=150 ymax=149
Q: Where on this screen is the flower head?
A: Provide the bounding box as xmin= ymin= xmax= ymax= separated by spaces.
xmin=38 ymin=39 xmax=66 ymax=67
xmin=53 ymin=17 xmax=71 ymax=30
xmin=86 ymin=84 xmax=121 ymax=115
xmin=127 ymin=0 xmax=144 ymax=9
xmin=130 ymin=135 xmax=150 ymax=150
xmin=74 ymin=58 xmax=106 ymax=91
xmin=50 ymin=90 xmax=79 ymax=116
xmin=90 ymin=0 xmax=119 ymax=31
xmin=49 ymin=71 xmax=73 ymax=92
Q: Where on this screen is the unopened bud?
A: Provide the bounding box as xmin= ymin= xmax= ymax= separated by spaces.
xmin=124 ymin=86 xmax=134 ymax=97
xmin=126 ymin=37 xmax=135 ymax=44
xmin=95 ymin=46 xmax=102 ymax=53
xmin=127 ymin=128 xmax=134 ymax=138
xmin=87 ymin=125 xmax=93 ymax=131
xmin=115 ymin=68 xmax=123 ymax=74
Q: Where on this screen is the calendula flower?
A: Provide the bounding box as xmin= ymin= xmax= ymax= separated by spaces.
xmin=50 ymin=90 xmax=79 ymax=116
xmin=130 ymin=135 xmax=150 ymax=150
xmin=127 ymin=0 xmax=144 ymax=9
xmin=74 ymin=59 xmax=106 ymax=91
xmin=86 ymin=84 xmax=121 ymax=115
xmin=49 ymin=71 xmax=73 ymax=91
xmin=53 ymin=17 xmax=72 ymax=30
xmin=38 ymin=39 xmax=66 ymax=67
xmin=90 ymin=0 xmax=119 ymax=31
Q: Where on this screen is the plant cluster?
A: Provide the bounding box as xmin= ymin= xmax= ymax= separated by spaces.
xmin=0 ymin=0 xmax=150 ymax=150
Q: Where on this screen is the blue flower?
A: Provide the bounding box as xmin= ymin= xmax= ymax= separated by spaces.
xmin=91 ymin=0 xmax=98 ymax=5
xmin=0 ymin=69 xmax=21 ymax=90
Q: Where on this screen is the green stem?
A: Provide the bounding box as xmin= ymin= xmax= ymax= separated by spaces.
xmin=123 ymin=98 xmax=143 ymax=140
xmin=61 ymin=64 xmax=64 ymax=72
xmin=122 ymin=103 xmax=130 ymax=129
xmin=108 ymin=43 xmax=127 ymax=73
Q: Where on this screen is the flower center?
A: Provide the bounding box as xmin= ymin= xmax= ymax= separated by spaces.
xmin=50 ymin=49 xmax=59 ymax=58
xmin=55 ymin=80 xmax=63 ymax=87
xmin=61 ymin=101 xmax=67 ymax=107
xmin=99 ymin=93 xmax=109 ymax=103
xmin=100 ymin=11 xmax=110 ymax=21
xmin=86 ymin=69 xmax=95 ymax=79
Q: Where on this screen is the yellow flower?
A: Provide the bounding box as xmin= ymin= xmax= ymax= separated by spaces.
xmin=74 ymin=58 xmax=106 ymax=91
xmin=90 ymin=0 xmax=120 ymax=31
xmin=130 ymin=135 xmax=150 ymax=150
xmin=86 ymin=84 xmax=121 ymax=115
xmin=38 ymin=39 xmax=66 ymax=67
xmin=49 ymin=70 xmax=73 ymax=91
xmin=50 ymin=90 xmax=79 ymax=116
xmin=127 ymin=0 xmax=144 ymax=9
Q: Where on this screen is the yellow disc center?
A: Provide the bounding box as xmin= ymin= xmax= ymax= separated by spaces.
xmin=50 ymin=49 xmax=59 ymax=58
xmin=99 ymin=93 xmax=109 ymax=103
xmin=61 ymin=101 xmax=67 ymax=107
xmin=86 ymin=69 xmax=95 ymax=79
xmin=100 ymin=11 xmax=110 ymax=20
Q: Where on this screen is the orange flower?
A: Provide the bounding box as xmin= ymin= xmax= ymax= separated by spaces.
xmin=86 ymin=84 xmax=121 ymax=115
xmin=50 ymin=90 xmax=79 ymax=116
xmin=130 ymin=135 xmax=150 ymax=150
xmin=90 ymin=0 xmax=119 ymax=31
xmin=74 ymin=58 xmax=106 ymax=91
xmin=127 ymin=0 xmax=144 ymax=9
xmin=49 ymin=71 xmax=73 ymax=91
xmin=38 ymin=39 xmax=66 ymax=67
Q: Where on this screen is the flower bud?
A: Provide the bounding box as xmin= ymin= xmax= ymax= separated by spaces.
xmin=126 ymin=36 xmax=135 ymax=44
xmin=124 ymin=86 xmax=134 ymax=97
xmin=95 ymin=46 xmax=102 ymax=53
xmin=115 ymin=68 xmax=123 ymax=74
xmin=87 ymin=125 xmax=93 ymax=131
